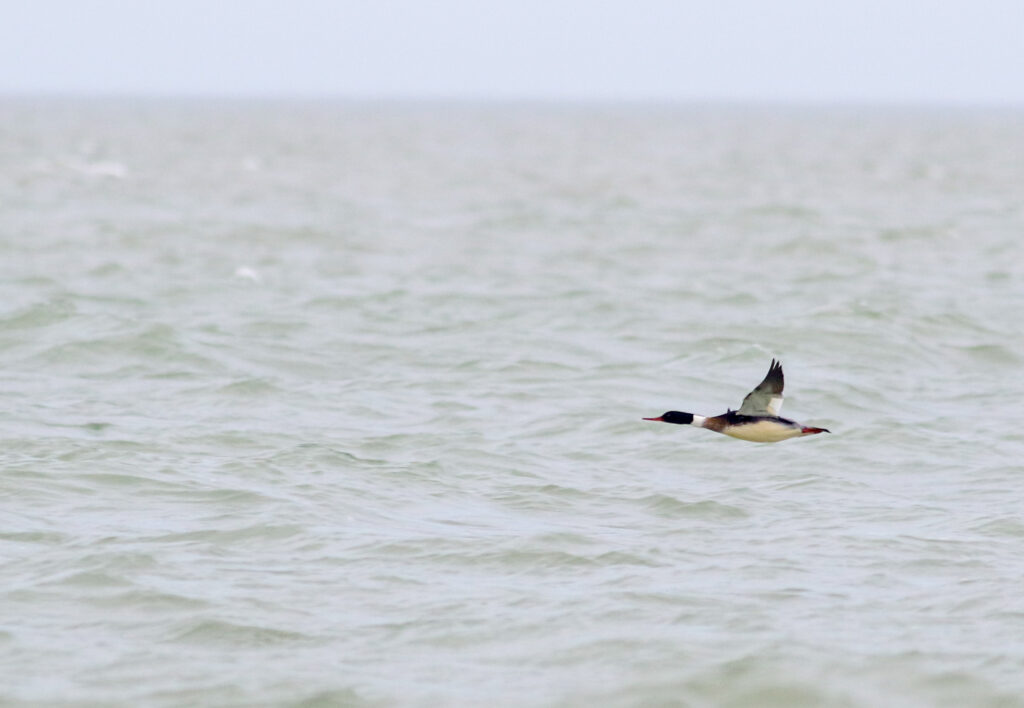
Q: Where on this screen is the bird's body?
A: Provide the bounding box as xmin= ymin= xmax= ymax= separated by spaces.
xmin=643 ymin=360 xmax=830 ymax=443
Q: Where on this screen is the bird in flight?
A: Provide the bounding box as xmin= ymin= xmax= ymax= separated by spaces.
xmin=643 ymin=359 xmax=830 ymax=443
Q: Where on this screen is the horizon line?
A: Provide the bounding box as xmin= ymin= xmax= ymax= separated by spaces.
xmin=2 ymin=89 xmax=1023 ymax=111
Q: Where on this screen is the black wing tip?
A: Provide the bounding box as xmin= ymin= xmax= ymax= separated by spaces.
xmin=764 ymin=358 xmax=784 ymax=394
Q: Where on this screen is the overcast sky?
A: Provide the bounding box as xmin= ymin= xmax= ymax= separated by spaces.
xmin=3 ymin=0 xmax=1023 ymax=104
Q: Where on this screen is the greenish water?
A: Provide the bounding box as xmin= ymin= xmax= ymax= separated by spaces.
xmin=2 ymin=98 xmax=1023 ymax=707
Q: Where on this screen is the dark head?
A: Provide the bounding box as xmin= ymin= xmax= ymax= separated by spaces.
xmin=643 ymin=411 xmax=694 ymax=425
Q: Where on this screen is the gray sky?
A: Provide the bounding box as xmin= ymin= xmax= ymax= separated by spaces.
xmin=3 ymin=0 xmax=1023 ymax=104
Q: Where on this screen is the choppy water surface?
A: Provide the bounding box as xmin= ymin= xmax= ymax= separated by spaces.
xmin=2 ymin=98 xmax=1024 ymax=707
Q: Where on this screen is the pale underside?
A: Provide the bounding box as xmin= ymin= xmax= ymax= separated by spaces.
xmin=717 ymin=419 xmax=804 ymax=443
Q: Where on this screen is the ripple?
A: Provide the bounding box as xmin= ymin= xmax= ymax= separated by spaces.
xmin=86 ymin=588 xmax=211 ymax=611
xmin=0 ymin=530 xmax=71 ymax=545
xmin=637 ymin=494 xmax=750 ymax=520
xmin=217 ymin=377 xmax=285 ymax=395
xmin=0 ymin=299 xmax=76 ymax=330
xmin=971 ymin=518 xmax=1024 ymax=537
xmin=170 ymin=619 xmax=315 ymax=646
xmin=954 ymin=344 xmax=1021 ymax=366
xmin=145 ymin=524 xmax=306 ymax=545
xmin=292 ymin=688 xmax=383 ymax=708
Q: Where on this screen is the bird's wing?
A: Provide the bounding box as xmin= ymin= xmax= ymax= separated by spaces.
xmin=737 ymin=359 xmax=785 ymax=416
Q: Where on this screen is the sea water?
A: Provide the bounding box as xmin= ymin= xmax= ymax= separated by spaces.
xmin=2 ymin=98 xmax=1023 ymax=707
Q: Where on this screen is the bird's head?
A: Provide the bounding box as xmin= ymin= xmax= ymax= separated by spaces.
xmin=643 ymin=411 xmax=694 ymax=425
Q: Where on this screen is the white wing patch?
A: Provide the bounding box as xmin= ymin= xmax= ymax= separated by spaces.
xmin=767 ymin=395 xmax=784 ymax=416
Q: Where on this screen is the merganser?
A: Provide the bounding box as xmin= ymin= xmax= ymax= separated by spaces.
xmin=643 ymin=359 xmax=830 ymax=443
